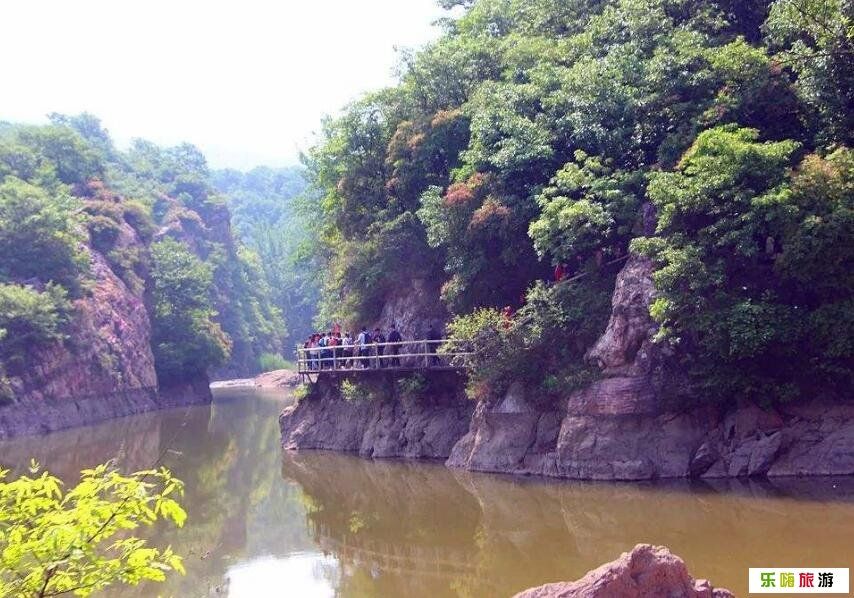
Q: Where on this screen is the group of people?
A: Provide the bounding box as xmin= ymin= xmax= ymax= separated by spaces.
xmin=301 ymin=323 xmax=443 ymax=371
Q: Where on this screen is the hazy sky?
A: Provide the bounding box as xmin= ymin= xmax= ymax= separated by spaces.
xmin=1 ymin=0 xmax=449 ymax=170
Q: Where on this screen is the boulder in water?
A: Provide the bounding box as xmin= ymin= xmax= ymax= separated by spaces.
xmin=513 ymin=544 xmax=734 ymax=598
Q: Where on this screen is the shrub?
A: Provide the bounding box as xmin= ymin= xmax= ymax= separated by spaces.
xmin=0 ymin=283 xmax=71 ymax=361
xmin=259 ymin=352 xmax=290 ymax=372
xmin=150 ymin=238 xmax=231 ymax=383
xmin=446 ymin=276 xmax=611 ymax=400
xmin=397 ymin=373 xmax=427 ymax=398
xmin=339 ymin=378 xmax=387 ymax=402
xmin=86 ymin=213 xmax=122 ymax=253
xmin=0 ymin=178 xmax=88 ymax=293
xmin=340 ymin=379 xmax=362 ymax=401
xmin=293 ymin=383 xmax=311 ymax=403
xmin=0 ymin=461 xmax=185 ymax=597
xmin=122 ymin=199 xmax=156 ymax=241
xmin=106 ymin=245 xmax=147 ymax=295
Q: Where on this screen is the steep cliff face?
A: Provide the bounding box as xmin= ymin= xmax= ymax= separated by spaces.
xmin=7 ymin=250 xmax=155 ymax=403
xmin=280 ymin=372 xmax=472 ymax=459
xmin=447 ymin=254 xmax=854 ymax=479
xmin=283 ymin=254 xmax=854 ymax=479
xmin=374 ymin=277 xmax=449 ymax=340
xmin=0 ymin=233 xmax=210 ymax=440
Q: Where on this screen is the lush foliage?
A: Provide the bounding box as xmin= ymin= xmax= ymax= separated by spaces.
xmin=211 ymin=167 xmax=318 ymax=357
xmin=0 ymin=115 xmax=286 ymax=383
xmin=634 ymin=130 xmax=853 ymax=402
xmin=305 ymin=0 xmax=853 ymax=404
xmin=446 ymin=277 xmax=611 ymax=399
xmin=0 ymin=178 xmax=88 ymax=293
xmin=0 ymin=125 xmax=94 ymax=368
xmin=0 ymin=283 xmax=70 ymax=362
xmin=0 ymin=462 xmax=185 ymax=598
xmin=150 ymin=238 xmax=231 ymax=383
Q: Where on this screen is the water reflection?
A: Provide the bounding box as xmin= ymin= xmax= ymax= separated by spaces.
xmin=0 ymin=388 xmax=852 ymax=597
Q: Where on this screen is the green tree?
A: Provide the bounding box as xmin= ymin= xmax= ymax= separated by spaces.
xmin=150 ymin=238 xmax=231 ymax=383
xmin=0 ymin=462 xmax=185 ymax=598
xmin=0 ymin=283 xmax=71 ymax=361
xmin=764 ymin=0 xmax=854 ymax=144
xmin=634 ymin=126 xmax=851 ymax=403
xmin=15 ymin=126 xmax=103 ymax=187
xmin=529 ymin=151 xmax=644 ymax=267
xmin=0 ymin=178 xmax=88 ymax=293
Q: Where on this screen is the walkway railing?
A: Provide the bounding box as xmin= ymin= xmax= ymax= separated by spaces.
xmin=296 ymin=338 xmax=473 ymax=376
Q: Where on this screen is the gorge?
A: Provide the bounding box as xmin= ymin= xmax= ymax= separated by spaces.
xmin=1 ymin=0 xmax=852 ymax=594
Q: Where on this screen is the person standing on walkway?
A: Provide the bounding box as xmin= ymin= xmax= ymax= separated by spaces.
xmin=309 ymin=333 xmax=320 ymax=371
xmin=426 ymin=324 xmax=442 ymax=366
xmin=357 ymin=327 xmax=371 ymax=368
xmin=387 ymin=324 xmax=402 ymax=368
xmin=330 ymin=331 xmax=341 ymax=369
xmin=373 ymin=327 xmax=386 ymax=368
xmin=318 ymin=332 xmax=330 ymax=370
xmin=342 ymin=331 xmax=354 ymax=368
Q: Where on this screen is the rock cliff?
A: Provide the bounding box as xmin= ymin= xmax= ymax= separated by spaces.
xmin=280 ymin=372 xmax=472 ymax=459
xmin=514 ymin=544 xmax=733 ymax=598
xmin=445 ymin=255 xmax=854 ymax=479
xmin=375 ymin=277 xmax=449 ymax=340
xmin=282 ymin=253 xmax=854 ymax=479
xmin=0 ymin=232 xmax=211 ymax=440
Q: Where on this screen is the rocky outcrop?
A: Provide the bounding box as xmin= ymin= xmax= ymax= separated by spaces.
xmin=280 ymin=372 xmax=472 ymax=459
xmin=445 ymin=254 xmax=854 ymax=479
xmin=585 ymin=255 xmax=658 ymax=375
xmin=0 ymin=246 xmax=211 ymax=440
xmin=514 ymin=544 xmax=733 ymax=598
xmin=692 ymin=401 xmax=854 ymax=478
xmin=447 ymin=381 xmax=563 ymax=475
xmin=376 ymin=277 xmax=448 ymax=341
xmin=253 ymin=368 xmax=301 ymax=388
xmin=282 ymin=254 xmax=854 ymax=479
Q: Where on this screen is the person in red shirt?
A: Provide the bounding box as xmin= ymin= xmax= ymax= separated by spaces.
xmin=501 ymin=305 xmax=514 ymax=329
xmin=554 ymin=263 xmax=566 ymax=282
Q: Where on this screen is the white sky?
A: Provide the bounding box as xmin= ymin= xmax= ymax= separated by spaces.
xmin=0 ymin=0 xmax=449 ymax=170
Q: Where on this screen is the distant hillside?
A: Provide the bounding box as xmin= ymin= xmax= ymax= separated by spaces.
xmin=0 ymin=113 xmax=285 ymax=411
xmin=212 ymin=166 xmax=321 ymax=356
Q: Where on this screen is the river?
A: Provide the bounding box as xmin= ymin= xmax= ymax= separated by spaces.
xmin=1 ymin=388 xmax=852 ymax=597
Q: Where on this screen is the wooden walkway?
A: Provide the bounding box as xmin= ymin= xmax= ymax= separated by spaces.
xmin=296 ymin=339 xmax=472 ymax=380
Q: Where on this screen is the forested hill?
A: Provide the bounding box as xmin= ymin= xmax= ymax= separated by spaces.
xmin=303 ymin=0 xmax=852 ymax=405
xmin=0 ymin=114 xmax=285 ymax=399
xmin=211 ymin=166 xmax=321 ymax=357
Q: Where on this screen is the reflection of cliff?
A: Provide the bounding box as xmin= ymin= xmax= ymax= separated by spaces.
xmin=281 ymin=452 xmax=854 ymax=598
xmin=0 ymin=409 xmax=162 ymax=479
xmin=3 ymin=389 xmax=314 ymax=598
xmin=281 ymin=452 xmax=494 ymax=596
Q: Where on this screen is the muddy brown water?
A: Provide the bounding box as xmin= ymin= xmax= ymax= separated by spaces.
xmin=1 ymin=388 xmax=852 ymax=597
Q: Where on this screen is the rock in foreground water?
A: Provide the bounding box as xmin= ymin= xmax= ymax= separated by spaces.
xmin=514 ymin=544 xmax=734 ymax=598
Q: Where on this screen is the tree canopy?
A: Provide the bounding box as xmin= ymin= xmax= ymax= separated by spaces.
xmin=303 ymin=0 xmax=853 ymax=404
